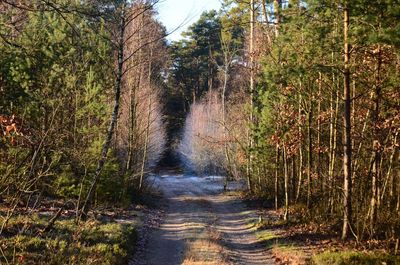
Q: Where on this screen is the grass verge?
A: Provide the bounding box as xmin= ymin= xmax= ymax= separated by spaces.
xmin=311 ymin=251 xmax=400 ymax=265
xmin=0 ymin=213 xmax=138 ymax=264
xmin=256 ymin=229 xmax=309 ymax=264
xmin=255 ymin=221 xmax=400 ymax=265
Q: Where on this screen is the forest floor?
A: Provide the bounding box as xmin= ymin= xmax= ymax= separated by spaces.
xmin=0 ymin=202 xmax=142 ymax=264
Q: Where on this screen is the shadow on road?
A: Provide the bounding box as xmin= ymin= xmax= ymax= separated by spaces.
xmin=131 ymin=174 xmax=275 ymax=265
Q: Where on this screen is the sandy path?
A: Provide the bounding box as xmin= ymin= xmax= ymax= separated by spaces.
xmin=131 ymin=174 xmax=275 ymax=265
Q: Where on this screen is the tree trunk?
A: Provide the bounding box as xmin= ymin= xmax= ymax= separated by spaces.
xmin=283 ymin=147 xmax=289 ymax=221
xmin=222 ymin=59 xmax=233 ymax=190
xmin=139 ymin=45 xmax=154 ymax=191
xmin=342 ymin=5 xmax=352 ymax=240
xmin=261 ymin=0 xmax=269 ymax=24
xmin=307 ymin=105 xmax=313 ymax=208
xmin=247 ymin=0 xmax=255 ymax=193
xmin=126 ymin=72 xmax=137 ymax=171
xmin=139 ymin=94 xmax=152 ymax=191
xmin=291 ymin=156 xmax=296 ymax=202
xmin=370 ymin=45 xmax=382 ymax=237
xmin=381 ymin=131 xmax=398 ymax=205
xmin=80 ymin=12 xmax=126 ymax=220
xmin=296 ymin=90 xmax=303 ymax=203
xmin=275 ymin=145 xmax=280 ymax=211
xmin=328 ymin=87 xmax=334 ymax=209
xmin=317 ymin=72 xmax=322 ymax=194
xmin=273 ymin=0 xmax=281 ymax=36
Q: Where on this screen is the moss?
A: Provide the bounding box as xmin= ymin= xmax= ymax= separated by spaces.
xmin=311 ymin=251 xmax=400 ymax=265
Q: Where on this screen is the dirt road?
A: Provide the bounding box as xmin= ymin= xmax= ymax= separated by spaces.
xmin=131 ymin=174 xmax=275 ymax=265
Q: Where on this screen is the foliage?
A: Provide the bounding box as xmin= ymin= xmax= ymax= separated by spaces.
xmin=0 ymin=0 xmax=114 ymax=203
xmin=179 ymin=91 xmax=225 ymax=175
xmin=249 ymin=0 xmax=400 ymax=243
xmin=164 ymin=10 xmax=223 ymax=147
xmin=0 ymin=1 xmax=167 ymax=262
xmin=0 ymin=0 xmax=168 ymax=207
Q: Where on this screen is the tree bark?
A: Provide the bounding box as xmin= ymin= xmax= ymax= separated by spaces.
xmin=284 ymin=147 xmax=289 ymax=221
xmin=221 ymin=48 xmax=232 ymax=190
xmin=296 ymin=89 xmax=303 ymax=203
xmin=80 ymin=10 xmax=126 ymax=220
xmin=342 ymin=5 xmax=352 ymax=240
xmin=247 ymin=0 xmax=255 ymax=193
xmin=317 ymin=72 xmax=322 ymax=194
xmin=307 ymin=105 xmax=313 ymax=208
xmin=275 ymin=145 xmax=280 ymax=211
xmin=139 ymin=44 xmax=154 ymax=191
xmin=370 ymin=45 xmax=382 ymax=237
xmin=273 ymin=0 xmax=281 ymax=36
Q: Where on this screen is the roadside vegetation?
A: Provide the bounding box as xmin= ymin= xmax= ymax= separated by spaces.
xmin=1 ymin=0 xmax=166 ymax=263
xmin=1 ymin=212 xmax=138 ymax=264
xmin=254 ymin=213 xmax=400 ymax=264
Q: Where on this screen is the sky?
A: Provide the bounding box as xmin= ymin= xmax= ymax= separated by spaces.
xmin=156 ymin=0 xmax=222 ymax=42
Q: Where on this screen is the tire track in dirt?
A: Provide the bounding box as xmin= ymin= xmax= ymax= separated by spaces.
xmin=131 ymin=174 xmax=275 ymax=265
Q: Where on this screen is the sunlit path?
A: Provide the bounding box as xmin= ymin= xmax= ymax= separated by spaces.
xmin=132 ymin=174 xmax=275 ymax=265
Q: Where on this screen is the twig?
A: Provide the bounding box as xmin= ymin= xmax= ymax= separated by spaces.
xmin=38 ymin=207 xmax=63 ymax=235
xmin=0 ymin=245 xmax=9 ymax=265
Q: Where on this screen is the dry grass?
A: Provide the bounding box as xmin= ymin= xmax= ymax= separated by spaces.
xmin=184 ymin=198 xmax=214 ymax=208
xmin=256 ymin=228 xmax=309 ymax=264
xmin=0 ymin=212 xmax=138 ymax=264
xmin=182 ymin=258 xmax=230 ymax=265
xmin=182 ymin=226 xmax=230 ymax=265
xmin=311 ymin=251 xmax=400 ymax=265
xmin=272 ymin=245 xmax=309 ymax=265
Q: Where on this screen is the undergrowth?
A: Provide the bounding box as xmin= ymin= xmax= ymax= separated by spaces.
xmin=311 ymin=251 xmax=400 ymax=265
xmin=254 ymin=208 xmax=400 ymax=265
xmin=0 ymin=214 xmax=138 ymax=264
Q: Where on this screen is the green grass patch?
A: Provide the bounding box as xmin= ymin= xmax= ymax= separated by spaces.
xmin=311 ymin=251 xmax=400 ymax=265
xmin=0 ymin=214 xmax=138 ymax=264
xmin=256 ymin=229 xmax=309 ymax=263
xmin=256 ymin=229 xmax=282 ymax=248
xmin=256 ymin=229 xmax=300 ymax=252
